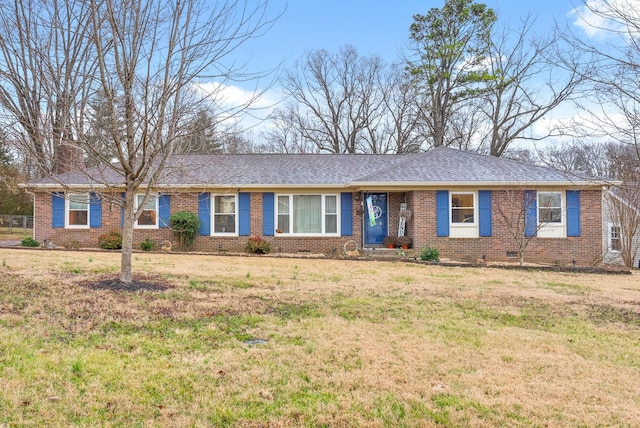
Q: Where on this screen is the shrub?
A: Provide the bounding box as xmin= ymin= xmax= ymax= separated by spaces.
xmin=21 ymin=237 xmax=39 ymax=247
xmin=396 ymin=236 xmax=412 ymax=248
xmin=382 ymin=236 xmax=396 ymax=248
xmin=170 ymin=211 xmax=200 ymax=250
xmin=420 ymin=246 xmax=439 ymax=262
xmin=67 ymin=240 xmax=81 ymax=249
xmin=140 ymin=237 xmax=155 ymax=251
xmin=98 ymin=231 xmax=122 ymax=250
xmin=245 ymin=236 xmax=271 ymax=254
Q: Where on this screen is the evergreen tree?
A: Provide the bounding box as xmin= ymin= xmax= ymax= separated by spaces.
xmin=175 ymin=108 xmax=223 ymax=154
xmin=407 ymin=0 xmax=496 ymax=147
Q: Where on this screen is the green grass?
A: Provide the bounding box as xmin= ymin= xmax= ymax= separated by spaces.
xmin=1 ymin=251 xmax=639 ymax=426
xmin=538 ymin=280 xmax=593 ymax=295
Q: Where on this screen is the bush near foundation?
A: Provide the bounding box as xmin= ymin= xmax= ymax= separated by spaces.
xmin=420 ymin=246 xmax=439 ymax=262
xmin=21 ymin=237 xmax=39 ymax=247
xmin=245 ymin=236 xmax=271 ymax=254
xmin=98 ymin=231 xmax=122 ymax=250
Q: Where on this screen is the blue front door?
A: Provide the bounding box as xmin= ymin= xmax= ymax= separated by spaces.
xmin=364 ymin=193 xmax=388 ymax=245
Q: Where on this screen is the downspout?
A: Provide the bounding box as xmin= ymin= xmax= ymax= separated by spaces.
xmin=24 ymin=188 xmax=36 ymax=240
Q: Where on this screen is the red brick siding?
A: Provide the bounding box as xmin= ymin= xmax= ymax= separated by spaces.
xmin=405 ymin=189 xmax=603 ymax=265
xmin=34 ymin=189 xmax=603 ymax=265
xmin=387 ymin=192 xmax=407 ymax=237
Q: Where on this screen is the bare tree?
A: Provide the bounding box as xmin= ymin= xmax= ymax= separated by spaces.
xmin=494 ymin=188 xmax=535 ymax=266
xmin=537 ymin=141 xmax=597 ymax=175
xmin=0 ymin=130 xmax=32 ymax=215
xmin=274 ymin=46 xmax=387 ymax=154
xmin=221 ymin=126 xmax=256 ymax=154
xmin=84 ymin=89 xmax=127 ymax=165
xmin=268 ymin=47 xmax=424 ymax=154
xmin=263 ymin=105 xmax=317 ymax=153
xmin=445 ymin=101 xmax=487 ymax=152
xmin=561 ymin=0 xmax=640 ymax=268
xmin=3 ymin=0 xmax=277 ymax=283
xmin=538 ymin=141 xmax=640 ymax=179
xmin=561 ymin=1 xmax=640 ymax=178
xmin=372 ymin=65 xmax=424 ymax=153
xmin=479 ymin=15 xmax=583 ymax=157
xmin=605 ymin=187 xmax=640 ymax=268
xmin=0 ymin=0 xmax=98 ymax=174
xmin=494 ymin=188 xmax=574 ymax=266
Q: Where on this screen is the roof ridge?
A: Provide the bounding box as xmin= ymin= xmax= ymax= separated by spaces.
xmin=351 ymin=152 xmax=428 ymax=182
xmin=430 ymin=146 xmax=584 ymax=177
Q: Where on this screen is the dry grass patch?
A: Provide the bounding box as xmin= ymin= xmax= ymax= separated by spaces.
xmin=0 ymin=230 xmax=31 ymax=242
xmin=0 ymin=249 xmax=639 ymax=426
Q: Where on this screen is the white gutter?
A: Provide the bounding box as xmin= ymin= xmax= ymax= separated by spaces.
xmin=21 ymin=183 xmax=354 ymax=191
xmin=22 ymin=178 xmax=622 ymax=191
xmin=351 ymin=179 xmax=621 ymax=188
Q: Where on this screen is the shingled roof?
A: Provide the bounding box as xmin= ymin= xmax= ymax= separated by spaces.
xmin=25 ymin=147 xmax=600 ymax=189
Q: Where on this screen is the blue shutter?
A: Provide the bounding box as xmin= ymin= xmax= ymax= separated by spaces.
xmin=262 ymin=192 xmax=274 ymax=236
xmin=341 ymin=192 xmax=353 ymax=236
xmin=158 ymin=194 xmax=171 ymax=229
xmin=524 ymin=190 xmax=537 ymax=237
xmin=198 ymin=193 xmax=210 ymax=236
xmin=239 ymin=192 xmax=251 ymax=236
xmin=89 ymin=193 xmax=102 ymax=228
xmin=52 ymin=193 xmax=65 ymax=228
xmin=566 ymin=190 xmax=580 ymax=237
xmin=478 ymin=190 xmax=492 ymax=237
xmin=436 ymin=190 xmax=449 ymax=237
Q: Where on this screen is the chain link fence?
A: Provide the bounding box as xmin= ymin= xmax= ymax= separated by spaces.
xmin=0 ymin=215 xmax=34 ymax=234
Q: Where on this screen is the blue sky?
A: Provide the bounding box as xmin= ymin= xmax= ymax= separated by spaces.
xmin=236 ymin=0 xmax=586 ymax=73
xmin=218 ymin=0 xmax=607 ymax=140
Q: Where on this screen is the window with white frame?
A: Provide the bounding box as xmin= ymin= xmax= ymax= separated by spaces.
xmin=276 ymin=194 xmax=338 ymax=235
xmin=450 ymin=192 xmax=475 ymax=224
xmin=538 ymin=192 xmax=562 ymax=223
xmin=212 ymin=194 xmax=237 ymax=234
xmin=609 ymin=224 xmax=621 ymax=252
xmin=66 ymin=194 xmax=89 ymax=228
xmin=135 ymin=194 xmax=158 ymax=228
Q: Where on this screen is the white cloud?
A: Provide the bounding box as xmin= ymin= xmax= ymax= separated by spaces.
xmin=569 ymin=0 xmax=636 ymax=39
xmin=190 ymin=81 xmax=284 ymax=135
xmin=193 ymin=81 xmax=281 ymax=112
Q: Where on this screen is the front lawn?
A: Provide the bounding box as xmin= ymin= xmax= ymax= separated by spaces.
xmin=0 ymin=249 xmax=638 ymax=426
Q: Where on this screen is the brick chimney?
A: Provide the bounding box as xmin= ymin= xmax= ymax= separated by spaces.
xmin=55 ymin=142 xmax=85 ymax=174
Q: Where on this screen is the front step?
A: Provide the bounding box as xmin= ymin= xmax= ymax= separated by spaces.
xmin=364 ymin=247 xmax=414 ymax=260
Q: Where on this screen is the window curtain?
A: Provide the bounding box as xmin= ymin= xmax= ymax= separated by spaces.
xmin=293 ymin=195 xmax=321 ymax=233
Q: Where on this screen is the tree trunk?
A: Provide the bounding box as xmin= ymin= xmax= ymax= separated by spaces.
xmin=119 ymin=188 xmax=135 ymax=283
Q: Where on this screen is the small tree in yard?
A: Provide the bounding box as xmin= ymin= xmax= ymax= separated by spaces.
xmin=2 ymin=0 xmax=278 ymax=283
xmin=495 ymin=188 xmax=566 ymax=266
xmin=605 ymin=186 xmax=640 ymax=268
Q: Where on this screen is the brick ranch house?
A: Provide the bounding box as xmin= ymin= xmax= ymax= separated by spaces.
xmin=24 ymin=147 xmax=611 ymax=265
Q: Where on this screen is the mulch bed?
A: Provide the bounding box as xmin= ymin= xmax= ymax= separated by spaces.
xmin=404 ymin=259 xmax=633 ymax=275
xmin=79 ymin=274 xmax=173 ymax=292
